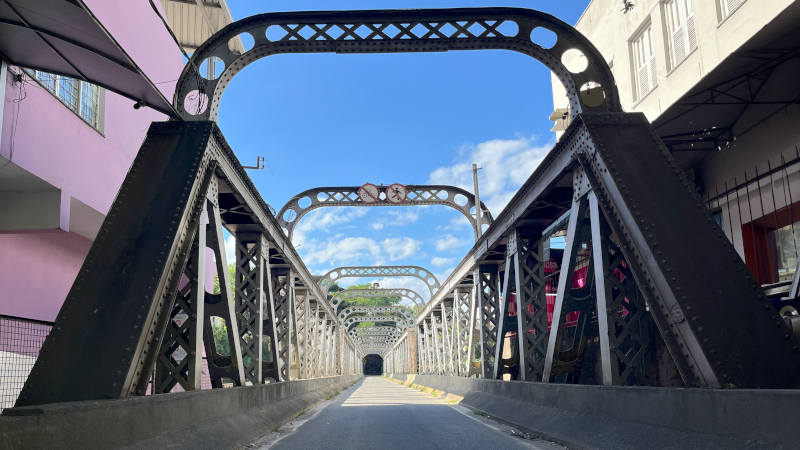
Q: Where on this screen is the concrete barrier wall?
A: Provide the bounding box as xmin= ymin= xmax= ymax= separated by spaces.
xmin=386 ymin=374 xmax=796 ymax=450
xmin=0 ymin=375 xmax=362 ymax=450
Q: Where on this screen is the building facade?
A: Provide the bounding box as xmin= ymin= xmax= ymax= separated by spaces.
xmin=551 ymin=0 xmax=800 ymax=286
xmin=0 ymin=0 xmax=185 ymax=323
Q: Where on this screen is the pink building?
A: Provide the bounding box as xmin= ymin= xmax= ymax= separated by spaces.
xmin=0 ymin=1 xmax=187 ymax=323
xmin=0 ymin=0 xmax=240 ymax=407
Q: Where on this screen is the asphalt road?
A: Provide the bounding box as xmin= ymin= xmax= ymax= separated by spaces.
xmin=254 ymin=376 xmax=566 ymax=450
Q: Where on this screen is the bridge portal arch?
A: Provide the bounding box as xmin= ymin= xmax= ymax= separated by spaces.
xmin=174 ymin=7 xmax=620 ymax=122
xmin=338 ymin=306 xmax=415 ymax=326
xmin=330 ymin=288 xmax=426 ymax=311
xmin=319 ymin=266 xmax=441 ymax=298
xmin=276 ymin=185 xmax=493 ymax=241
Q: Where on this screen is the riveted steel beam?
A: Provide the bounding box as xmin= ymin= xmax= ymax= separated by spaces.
xmin=174 ymin=8 xmax=620 ymax=121
xmin=330 ymin=288 xmax=426 ymax=312
xmin=277 ymin=185 xmax=493 ymax=241
xmin=319 ymin=266 xmax=441 ymax=298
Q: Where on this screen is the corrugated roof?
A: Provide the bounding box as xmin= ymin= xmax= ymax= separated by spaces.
xmin=160 ymin=0 xmax=243 ymax=54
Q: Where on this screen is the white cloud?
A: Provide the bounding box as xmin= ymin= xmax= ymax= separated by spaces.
xmin=293 ymin=207 xmax=368 ymax=247
xmin=435 ymin=234 xmax=468 ymax=252
xmin=300 ymin=236 xmax=381 ymax=266
xmin=381 ymin=237 xmax=422 ymax=261
xmin=377 ymin=276 xmax=434 ymax=301
xmin=431 ymin=256 xmax=454 ymax=267
xmin=370 ymin=209 xmax=420 ymax=230
xmin=428 ymin=135 xmax=552 ymax=215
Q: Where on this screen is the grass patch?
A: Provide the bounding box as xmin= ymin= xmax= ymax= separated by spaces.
xmin=448 ymin=400 xmax=458 ymax=403
xmin=298 ymin=410 xmax=306 ymax=416
xmin=335 ymin=391 xmax=340 ymax=395
xmin=473 ymin=410 xmax=484 ymax=416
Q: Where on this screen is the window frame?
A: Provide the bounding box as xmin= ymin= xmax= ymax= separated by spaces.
xmin=629 ymin=22 xmax=658 ymax=104
xmin=718 ymin=0 xmax=747 ymax=23
xmin=24 ymin=69 xmax=105 ymax=135
xmin=663 ymin=0 xmax=697 ymax=70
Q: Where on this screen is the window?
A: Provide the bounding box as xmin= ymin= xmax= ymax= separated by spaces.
xmin=719 ymin=0 xmax=746 ymax=21
xmin=631 ymin=25 xmax=657 ymax=102
xmin=772 ymin=223 xmax=800 ymax=282
xmin=664 ymin=0 xmax=697 ymax=68
xmin=25 ymin=70 xmax=102 ymax=131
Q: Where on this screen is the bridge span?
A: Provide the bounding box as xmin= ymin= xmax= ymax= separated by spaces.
xmin=1 ymin=4 xmax=798 ymax=450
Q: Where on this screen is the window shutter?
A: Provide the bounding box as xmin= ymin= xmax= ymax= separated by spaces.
xmin=632 ymin=27 xmax=656 ymax=101
xmin=638 ymin=62 xmax=650 ymax=99
xmin=649 ymin=55 xmax=657 ymax=92
xmin=686 ymin=1 xmax=697 ymax=51
xmin=722 ymin=0 xmax=746 ymax=19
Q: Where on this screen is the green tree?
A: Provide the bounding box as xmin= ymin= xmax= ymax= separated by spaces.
xmin=211 ymin=264 xmax=236 ymax=357
xmin=212 ymin=318 xmax=230 ymax=356
xmin=212 ymin=263 xmax=237 ymax=296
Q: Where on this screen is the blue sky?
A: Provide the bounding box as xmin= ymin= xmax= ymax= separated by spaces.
xmin=217 ymin=1 xmax=591 ymax=301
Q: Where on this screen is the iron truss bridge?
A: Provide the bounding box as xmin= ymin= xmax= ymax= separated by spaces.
xmin=12 ymin=7 xmax=800 ymax=423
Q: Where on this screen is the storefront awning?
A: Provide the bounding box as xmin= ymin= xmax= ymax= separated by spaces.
xmin=654 ymin=2 xmax=800 ymax=167
xmin=0 ymin=0 xmax=180 ymax=119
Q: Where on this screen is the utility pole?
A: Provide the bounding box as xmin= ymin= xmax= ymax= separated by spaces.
xmin=472 ymin=163 xmax=483 ymax=239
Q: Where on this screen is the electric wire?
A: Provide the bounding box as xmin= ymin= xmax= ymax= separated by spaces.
xmin=148 ymin=0 xmax=206 ymax=114
xmin=0 ymin=67 xmax=29 ymax=173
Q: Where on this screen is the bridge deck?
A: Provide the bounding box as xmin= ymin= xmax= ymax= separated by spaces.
xmin=252 ymin=377 xmax=565 ymax=450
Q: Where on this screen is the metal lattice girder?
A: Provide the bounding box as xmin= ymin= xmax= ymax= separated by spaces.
xmin=338 ymin=306 xmax=415 ymax=326
xmin=350 ymin=328 xmax=402 ymax=337
xmin=319 ymin=266 xmax=441 ymax=298
xmin=16 ymin=122 xmax=259 ymax=406
xmin=175 ymin=8 xmax=620 ymax=122
xmin=477 ymin=266 xmax=500 ymax=379
xmin=543 ymin=195 xmax=597 ymax=384
xmin=233 ymin=232 xmax=267 ymax=385
xmin=155 ymin=198 xmax=209 ymax=394
xmin=330 ymin=288 xmax=426 ymax=312
xmin=589 ymin=192 xmax=654 ymax=386
xmin=454 ymin=288 xmax=474 ymax=376
xmin=498 ymin=229 xmax=550 ymax=382
xmin=441 ymin=303 xmax=456 ymax=375
xmin=343 ymin=316 xmax=408 ymax=330
xmin=157 ymin=178 xmax=248 ymax=393
xmin=555 ymin=113 xmax=800 ymax=388
xmin=277 ymin=185 xmax=493 ymax=241
xmin=268 ymin=269 xmax=293 ymax=382
xmin=293 ymin=289 xmax=308 ymax=379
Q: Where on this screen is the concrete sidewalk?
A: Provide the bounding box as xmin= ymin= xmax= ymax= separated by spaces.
xmin=253 ymin=376 xmax=566 ymax=450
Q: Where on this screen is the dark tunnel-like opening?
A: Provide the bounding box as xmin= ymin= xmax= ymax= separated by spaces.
xmin=363 ymin=354 xmax=383 ymax=375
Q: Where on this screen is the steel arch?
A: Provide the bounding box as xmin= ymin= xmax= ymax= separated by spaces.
xmin=349 ymin=326 xmax=402 ymax=339
xmin=174 ymin=7 xmax=620 ymax=122
xmin=319 ymin=266 xmax=441 ymax=298
xmin=330 ymin=288 xmax=426 ymax=311
xmin=276 ymin=185 xmax=493 ymax=241
xmin=343 ymin=314 xmax=414 ymax=329
xmin=338 ymin=306 xmax=414 ymax=324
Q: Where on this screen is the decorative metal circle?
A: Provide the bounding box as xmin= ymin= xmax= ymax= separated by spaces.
xmin=358 ymin=183 xmax=380 ymax=204
xmin=386 ymin=183 xmax=408 ymax=204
